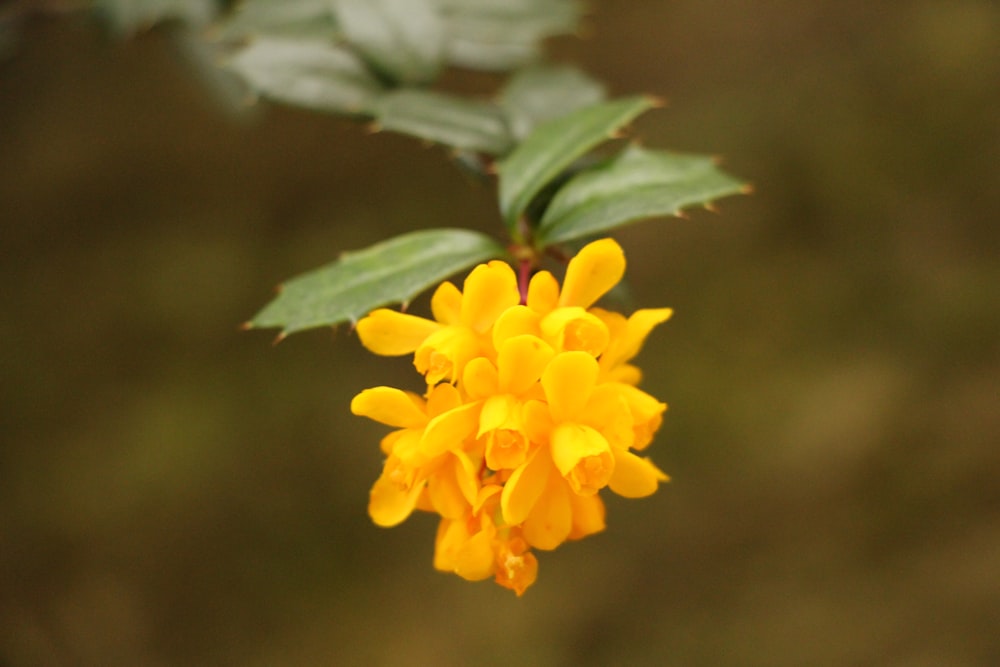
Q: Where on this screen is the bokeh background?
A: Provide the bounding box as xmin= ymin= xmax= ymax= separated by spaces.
xmin=2 ymin=1 xmax=998 ymax=665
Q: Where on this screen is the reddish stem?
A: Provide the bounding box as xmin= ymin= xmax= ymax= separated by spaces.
xmin=517 ymin=258 xmax=532 ymax=305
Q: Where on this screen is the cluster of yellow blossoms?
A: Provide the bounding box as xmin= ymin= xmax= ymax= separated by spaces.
xmin=351 ymin=238 xmax=671 ymax=595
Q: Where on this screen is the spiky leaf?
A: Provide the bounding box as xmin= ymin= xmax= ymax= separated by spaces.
xmin=499 ymin=64 xmax=606 ymax=141
xmin=248 ymin=229 xmax=507 ymax=335
xmin=333 ymin=0 xmax=445 ymax=85
xmin=440 ymin=0 xmax=582 ymax=71
xmin=374 ymin=90 xmax=512 ymax=154
xmin=224 ymin=37 xmax=383 ymax=115
xmin=497 ymin=96 xmax=655 ymax=237
xmin=536 ymin=144 xmax=747 ymax=245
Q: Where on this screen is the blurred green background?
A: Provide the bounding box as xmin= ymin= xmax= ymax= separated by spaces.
xmin=2 ymin=1 xmax=998 ymax=665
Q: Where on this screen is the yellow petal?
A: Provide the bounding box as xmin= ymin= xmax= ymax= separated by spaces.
xmin=540 ymin=307 xmax=610 ymax=356
xmin=550 ymin=423 xmax=614 ymax=495
xmin=478 ymin=394 xmax=515 ymax=437
xmin=583 ymin=384 xmax=635 ymax=450
xmin=541 ymin=351 xmax=598 ymax=423
xmin=452 ymin=450 xmax=480 ymax=506
xmin=492 ymin=305 xmax=541 ymax=349
xmin=558 ymin=238 xmax=625 ymax=308
xmin=414 ymin=326 xmax=481 ymax=385
xmin=494 ymin=544 xmax=538 ymax=596
xmin=522 ymin=472 xmax=572 ymax=550
xmin=433 ymin=517 xmax=468 ymax=572
xmin=485 ymin=428 xmax=531 ymax=472
xmin=454 ymin=521 xmax=497 ymax=581
xmin=462 ymin=357 xmax=499 ymax=400
xmin=350 ymin=387 xmax=427 ymax=428
xmin=356 ymin=309 xmax=441 ymax=356
xmin=607 ymin=364 xmax=642 ymax=385
xmin=608 ymin=449 xmax=669 ymax=498
xmin=612 ymin=383 xmax=667 ymax=450
xmin=521 ymin=399 xmax=554 ymax=445
xmin=568 ymin=492 xmax=606 ymax=540
xmin=426 ymin=382 xmax=463 ymax=417
xmin=473 ymin=484 xmax=503 ymax=515
xmin=460 ymin=261 xmax=520 ymax=333
xmin=497 ymin=334 xmax=554 ymax=395
xmin=427 ymin=457 xmax=472 ymax=520
xmin=602 ymin=307 xmax=673 ymax=370
xmin=526 ymin=270 xmax=559 ymax=313
xmin=368 ymin=472 xmax=423 ymax=527
xmin=420 ymin=401 xmax=481 ymax=457
xmin=431 ymin=281 xmax=462 ymax=325
xmin=500 ymin=448 xmax=552 ymax=525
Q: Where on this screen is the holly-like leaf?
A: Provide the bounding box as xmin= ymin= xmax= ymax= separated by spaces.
xmin=497 ymin=96 xmax=655 ymax=236
xmin=224 ymin=37 xmax=383 ymax=115
xmin=536 ymin=144 xmax=748 ymax=246
xmin=499 ymin=64 xmax=606 ymax=141
xmin=333 ymin=0 xmax=445 ymax=85
xmin=248 ymin=229 xmax=508 ymax=335
xmin=374 ymin=90 xmax=513 ymax=154
xmin=440 ymin=0 xmax=582 ymax=71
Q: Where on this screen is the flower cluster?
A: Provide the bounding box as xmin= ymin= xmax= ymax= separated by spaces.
xmin=351 ymin=238 xmax=671 ymax=595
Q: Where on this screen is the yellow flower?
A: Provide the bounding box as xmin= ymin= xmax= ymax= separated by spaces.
xmin=352 ymin=238 xmax=671 ymax=594
xmin=357 ymin=261 xmax=520 ymax=384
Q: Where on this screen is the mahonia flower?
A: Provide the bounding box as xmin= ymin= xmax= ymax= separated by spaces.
xmin=351 ymin=238 xmax=671 ymax=595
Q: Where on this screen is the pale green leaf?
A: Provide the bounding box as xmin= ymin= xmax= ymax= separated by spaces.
xmin=374 ymin=90 xmax=512 ymax=154
xmin=224 ymin=37 xmax=383 ymax=115
xmin=536 ymin=144 xmax=748 ymax=246
xmin=497 ymin=96 xmax=655 ymax=234
xmin=439 ymin=0 xmax=582 ymax=71
xmin=249 ymin=229 xmax=507 ymax=335
xmin=333 ymin=0 xmax=445 ymax=85
xmin=96 ymin=0 xmax=218 ymax=34
xmin=499 ymin=64 xmax=606 ymax=141
xmin=212 ymin=0 xmax=340 ymax=41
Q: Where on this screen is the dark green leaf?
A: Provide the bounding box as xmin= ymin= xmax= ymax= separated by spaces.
xmin=536 ymin=144 xmax=748 ymax=246
xmin=248 ymin=229 xmax=508 ymax=335
xmin=497 ymin=96 xmax=655 ymax=235
xmin=374 ymin=90 xmax=513 ymax=154
xmin=224 ymin=37 xmax=383 ymax=115
xmin=333 ymin=0 xmax=445 ymax=85
xmin=499 ymin=64 xmax=605 ymax=141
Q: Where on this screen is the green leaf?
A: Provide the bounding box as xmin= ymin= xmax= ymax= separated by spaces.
xmin=497 ymin=96 xmax=655 ymax=235
xmin=333 ymin=0 xmax=445 ymax=85
xmin=212 ymin=0 xmax=340 ymax=41
xmin=374 ymin=90 xmax=513 ymax=154
xmin=224 ymin=37 xmax=383 ymax=115
xmin=96 ymin=0 xmax=219 ymax=34
xmin=439 ymin=0 xmax=583 ymax=71
xmin=248 ymin=229 xmax=508 ymax=335
xmin=536 ymin=144 xmax=748 ymax=246
xmin=499 ymin=64 xmax=606 ymax=141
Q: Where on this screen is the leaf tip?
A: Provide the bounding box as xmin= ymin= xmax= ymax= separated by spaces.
xmin=674 ymin=208 xmax=690 ymax=219
xmin=272 ymin=331 xmax=287 ymax=346
xmin=740 ymin=183 xmax=756 ymax=195
xmin=240 ymin=320 xmax=255 ymax=332
xmin=647 ymin=94 xmax=668 ymax=108
xmin=366 ymin=121 xmax=382 ymax=134
xmin=704 ymin=202 xmax=718 ymax=213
